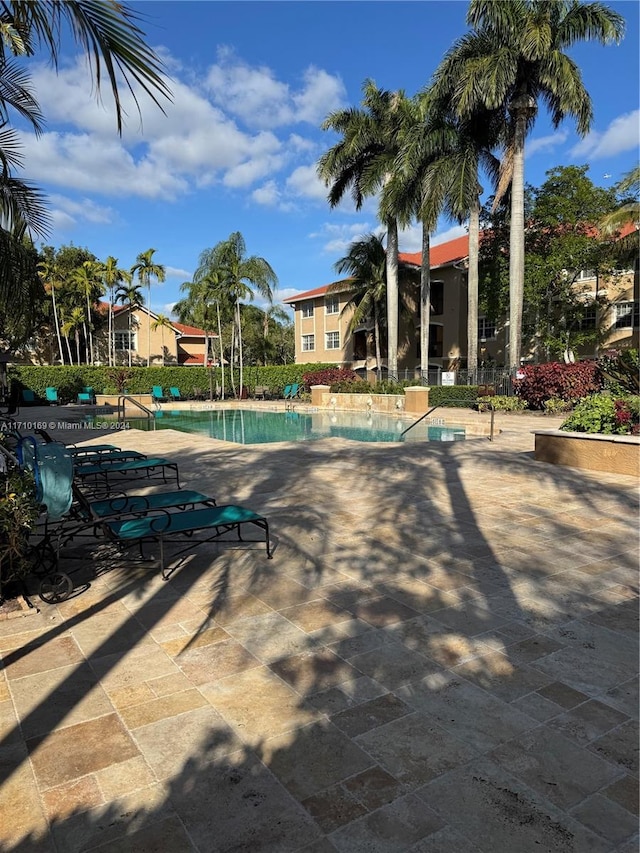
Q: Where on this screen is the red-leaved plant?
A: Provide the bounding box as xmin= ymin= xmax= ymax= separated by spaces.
xmin=513 ymin=361 xmax=603 ymax=409
xmin=302 ymin=367 xmax=361 ymax=389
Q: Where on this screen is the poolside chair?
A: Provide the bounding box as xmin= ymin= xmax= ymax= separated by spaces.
xmin=254 ymin=386 xmax=270 ymax=400
xmin=21 ymin=389 xmax=36 ymax=405
xmin=45 ymin=387 xmax=59 ymax=404
xmin=151 ymin=386 xmax=167 ymax=403
xmin=77 ymin=387 xmax=95 ymax=404
xmin=284 ymin=383 xmax=302 ymax=399
xmin=282 ymin=384 xmax=292 ymax=399
xmin=74 ymin=455 xmax=180 ymax=492
xmin=72 ymin=449 xmax=146 ymax=466
xmin=102 ymin=503 xmax=272 ymax=580
xmin=169 ymin=387 xmax=182 ymax=402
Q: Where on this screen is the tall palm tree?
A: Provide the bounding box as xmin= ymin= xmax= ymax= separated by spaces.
xmin=432 ymin=0 xmax=625 ymax=370
xmin=37 ymin=258 xmax=64 ymax=364
xmin=261 ymin=304 xmax=289 ymax=366
xmin=333 ymin=234 xmax=388 ymax=381
xmin=131 ymin=248 xmax=166 ymax=366
xmin=150 ymin=313 xmax=173 ymax=365
xmin=61 ymin=306 xmax=85 ymax=366
xmin=114 ymin=282 xmax=144 ymax=367
xmin=215 ymin=232 xmax=277 ymax=395
xmin=70 ymin=260 xmax=103 ymax=364
xmin=101 ymin=256 xmax=131 ymax=366
xmin=318 ymin=80 xmax=409 ymax=379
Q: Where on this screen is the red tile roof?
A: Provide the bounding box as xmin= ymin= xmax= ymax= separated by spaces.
xmin=172 ymin=321 xmax=212 ymax=338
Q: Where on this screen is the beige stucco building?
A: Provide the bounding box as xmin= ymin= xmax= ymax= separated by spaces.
xmin=284 ymin=231 xmax=639 ymax=375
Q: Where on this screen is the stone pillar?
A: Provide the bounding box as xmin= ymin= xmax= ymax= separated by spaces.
xmin=404 ymin=386 xmax=430 ymax=414
xmin=310 ymin=384 xmax=331 ymax=407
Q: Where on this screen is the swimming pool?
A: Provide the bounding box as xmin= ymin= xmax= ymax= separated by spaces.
xmin=106 ymin=409 xmax=466 ymax=446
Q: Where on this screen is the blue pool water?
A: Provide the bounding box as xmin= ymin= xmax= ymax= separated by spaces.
xmin=107 ymin=409 xmax=466 ymax=446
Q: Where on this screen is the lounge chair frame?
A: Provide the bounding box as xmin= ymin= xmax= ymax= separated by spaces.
xmin=75 ymin=456 xmax=180 ymax=493
xmin=102 ymin=504 xmax=272 ymax=579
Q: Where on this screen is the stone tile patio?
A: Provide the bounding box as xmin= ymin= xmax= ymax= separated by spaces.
xmin=0 ymin=408 xmax=638 ymax=851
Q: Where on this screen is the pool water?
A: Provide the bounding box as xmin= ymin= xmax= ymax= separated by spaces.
xmin=107 ymin=409 xmax=466 ymax=446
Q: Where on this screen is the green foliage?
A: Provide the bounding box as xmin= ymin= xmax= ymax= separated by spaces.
xmin=560 ymin=393 xmax=639 ymax=435
xmin=477 ymin=395 xmax=528 ymax=413
xmin=0 ymin=460 xmax=39 ymax=586
xmin=302 ymin=367 xmax=360 ymax=388
xmin=543 ymin=397 xmax=574 ymax=416
xmin=429 ymin=386 xmax=478 ymax=408
xmin=598 ymin=349 xmax=640 ymax=395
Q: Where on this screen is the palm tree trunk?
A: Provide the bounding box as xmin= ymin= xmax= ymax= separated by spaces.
xmin=51 ymin=285 xmax=64 ymax=364
xmin=216 ymin=301 xmax=225 ymax=400
xmin=237 ymin=299 xmax=244 ymax=396
xmin=467 ymin=194 xmax=480 ymax=379
xmin=82 ymin=321 xmax=89 ymax=364
xmin=374 ymin=305 xmax=382 ymax=383
xmin=65 ymin=335 xmax=74 ymax=366
xmin=420 ymin=222 xmax=431 ymax=379
xmin=128 ymin=310 xmax=132 ymax=368
xmin=75 ymin=331 xmax=81 ymax=364
xmin=386 ymin=216 xmax=399 ymax=380
xmin=108 ymin=285 xmax=114 ymax=367
xmin=85 ymin=290 xmax=94 ymax=364
xmin=147 ymin=282 xmax=151 ymax=367
xmin=509 ymin=109 xmax=527 ymax=372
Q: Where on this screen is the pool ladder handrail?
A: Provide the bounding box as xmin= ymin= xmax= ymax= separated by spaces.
xmin=400 ymin=400 xmax=495 ymax=442
xmin=117 ymin=396 xmax=156 ymax=429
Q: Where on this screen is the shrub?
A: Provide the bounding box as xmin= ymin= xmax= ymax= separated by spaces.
xmin=543 ymin=397 xmax=574 ymax=416
xmin=598 ymin=349 xmax=640 ymax=396
xmin=429 ymin=385 xmax=478 ymax=408
xmin=477 ymin=395 xmax=528 ymax=413
xmin=302 ymin=367 xmax=360 ymax=389
xmin=560 ymin=393 xmax=639 ymax=435
xmin=0 ymin=459 xmax=39 ymax=588
xmin=513 ymin=361 xmax=603 ymax=409
xmin=330 ymin=380 xmax=373 ymax=393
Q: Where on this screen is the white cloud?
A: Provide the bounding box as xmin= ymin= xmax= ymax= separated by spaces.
xmin=571 ymin=110 xmax=640 ymax=159
xmin=526 ymin=130 xmax=568 ymax=157
xmin=252 ymin=180 xmax=280 ymax=206
xmin=286 ymin=164 xmax=327 ymax=200
xmin=432 ymin=224 xmax=467 ymax=245
xmin=165 ymin=266 xmax=192 ymax=280
xmin=48 ymin=194 xmax=115 ymax=225
xmin=310 ymin=221 xmax=374 ymax=255
xmin=206 ymin=48 xmax=345 ymax=130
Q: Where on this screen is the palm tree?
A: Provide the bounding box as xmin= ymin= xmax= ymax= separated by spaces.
xmin=0 ymin=2 xmax=171 ymax=307
xmin=318 ymin=81 xmax=409 ymax=379
xmin=114 ymin=282 xmax=144 ymax=367
xmin=215 ymin=232 xmax=277 ymax=396
xmin=37 ymin=258 xmax=64 ymax=364
xmin=131 ymin=248 xmax=166 ymax=367
xmin=333 ymin=234 xmax=388 ymax=381
xmin=101 ymin=257 xmax=131 ymax=366
xmin=432 ymin=0 xmax=625 ymax=370
xmin=261 ymin=304 xmax=290 ymax=366
xmin=151 ymin=313 xmax=173 ymax=365
xmin=61 ymin=307 xmax=85 ymax=366
xmin=70 ymin=260 xmax=103 ymax=364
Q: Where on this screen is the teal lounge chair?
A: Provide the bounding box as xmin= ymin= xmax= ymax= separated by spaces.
xmin=284 ymin=383 xmax=302 ymax=399
xmin=21 ymin=389 xmax=36 ymax=404
xmin=152 ymin=386 xmax=167 ymax=403
xmin=45 ymin=387 xmax=59 ymax=404
xmin=282 ymin=384 xmax=292 ymax=398
xmin=77 ymin=387 xmax=95 ymax=404
xmin=102 ymin=503 xmax=272 ymax=579
xmin=169 ymin=387 xmax=182 ymax=401
xmin=72 ymin=449 xmax=146 ymax=466
xmin=75 ymin=455 xmax=180 ymax=491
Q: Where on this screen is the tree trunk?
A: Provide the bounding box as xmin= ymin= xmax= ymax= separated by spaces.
xmin=147 ymin=282 xmax=151 ymax=367
xmin=216 ymin=301 xmax=225 ymax=400
xmin=85 ymin=290 xmax=94 ymax=364
xmin=49 ymin=285 xmax=64 ymax=365
xmin=508 ymin=108 xmax=528 ymax=372
xmin=420 ymin=222 xmax=431 ymax=379
xmin=65 ymin=336 xmax=74 ymax=366
xmin=237 ymin=299 xmax=244 ymax=396
xmin=374 ymin=304 xmax=382 ymax=383
xmin=75 ymin=331 xmax=81 ymax=364
xmin=386 ymin=216 xmax=399 ymax=380
xmin=467 ymin=194 xmax=480 ymax=378
xmin=128 ymin=310 xmax=132 ymax=367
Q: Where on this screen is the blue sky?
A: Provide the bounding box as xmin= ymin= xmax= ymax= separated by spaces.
xmin=19 ymin=0 xmax=640 ymax=318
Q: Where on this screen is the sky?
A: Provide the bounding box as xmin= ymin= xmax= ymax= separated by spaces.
xmin=16 ymin=0 xmax=640 ymax=319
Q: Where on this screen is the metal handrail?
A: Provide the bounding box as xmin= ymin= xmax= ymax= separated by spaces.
xmin=400 ymin=399 xmax=495 ymax=442
xmin=117 ymin=396 xmax=156 ymax=428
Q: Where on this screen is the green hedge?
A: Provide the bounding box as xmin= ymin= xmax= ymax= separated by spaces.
xmin=427 ymin=385 xmax=479 ymax=408
xmin=7 ymin=364 xmax=334 ymax=403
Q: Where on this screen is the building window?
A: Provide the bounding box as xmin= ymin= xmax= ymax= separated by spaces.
xmin=576 ymin=269 xmax=596 ymax=281
xmin=325 ymin=295 xmax=339 ymax=315
xmin=579 ymin=305 xmax=597 ymax=330
xmin=478 ymin=318 xmax=496 ymax=340
xmin=431 ymin=281 xmax=444 ymax=315
xmin=614 ymin=301 xmax=639 ymax=329
xmin=326 ymin=331 xmax=340 ymax=350
xmin=428 ymin=324 xmax=443 ymax=358
xmin=114 ymin=330 xmax=135 ymax=351
xmin=301 ymin=301 xmax=314 ymax=319
xmin=302 ymin=334 xmax=315 ymax=352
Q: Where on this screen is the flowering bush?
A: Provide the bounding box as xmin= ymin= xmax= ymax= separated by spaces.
xmin=560 ymin=393 xmax=639 ymax=435
xmin=513 ymin=361 xmax=603 ymax=409
xmin=302 ymin=367 xmax=360 ymax=389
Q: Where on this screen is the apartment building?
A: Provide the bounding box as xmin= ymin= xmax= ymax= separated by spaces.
xmin=284 ymin=230 xmax=639 ymax=374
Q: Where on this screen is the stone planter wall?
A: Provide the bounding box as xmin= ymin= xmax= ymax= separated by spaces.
xmin=534 ymin=429 xmax=639 ymax=477
xmin=310 ymin=385 xmax=429 ymax=415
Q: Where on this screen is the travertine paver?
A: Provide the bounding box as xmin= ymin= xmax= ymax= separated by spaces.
xmin=0 ymin=406 xmax=637 ymax=851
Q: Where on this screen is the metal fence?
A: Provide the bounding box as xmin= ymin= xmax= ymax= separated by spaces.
xmin=396 ymin=368 xmax=515 ymax=396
